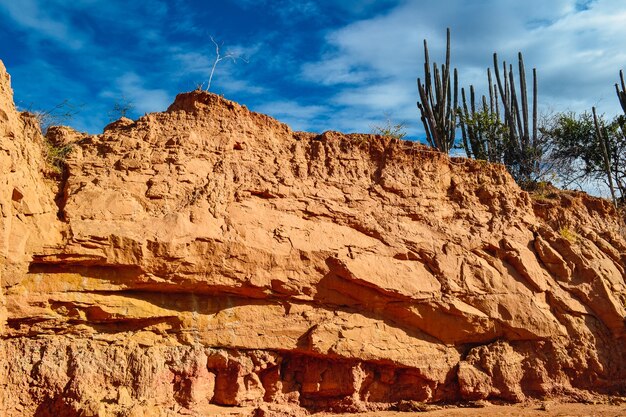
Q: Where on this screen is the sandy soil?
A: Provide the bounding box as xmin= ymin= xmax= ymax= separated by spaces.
xmin=316 ymin=402 xmax=626 ymax=417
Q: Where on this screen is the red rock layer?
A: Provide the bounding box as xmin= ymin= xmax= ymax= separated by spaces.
xmin=1 ymin=61 xmax=625 ymax=416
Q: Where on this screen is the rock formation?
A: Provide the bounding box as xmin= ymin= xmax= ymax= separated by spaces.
xmin=1 ymin=60 xmax=625 ymax=416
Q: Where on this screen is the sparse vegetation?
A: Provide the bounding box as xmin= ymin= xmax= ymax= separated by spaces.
xmin=417 ymin=30 xmax=545 ymax=188
xmin=371 ymin=118 xmax=407 ymax=139
xmin=29 ymin=100 xmax=81 ymax=134
xmin=491 ymin=52 xmax=540 ymax=185
xmin=559 ymin=226 xmax=578 ymax=244
xmin=43 ymin=139 xmax=73 ymax=175
xmin=107 ymin=96 xmax=135 ymax=121
xmin=542 ymin=111 xmax=626 ymax=203
xmin=526 ymin=180 xmax=559 ymax=201
xmin=593 ymin=107 xmax=618 ymax=205
xmin=23 ymin=101 xmax=78 ymax=175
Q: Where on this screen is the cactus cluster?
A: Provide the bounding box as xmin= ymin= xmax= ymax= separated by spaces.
xmin=417 ymin=29 xmax=540 ymax=184
xmin=491 ymin=52 xmax=539 ymax=183
xmin=417 ymin=30 xmax=625 ymax=194
xmin=456 ymin=51 xmax=539 ymax=184
xmin=416 ymin=28 xmax=458 ymax=154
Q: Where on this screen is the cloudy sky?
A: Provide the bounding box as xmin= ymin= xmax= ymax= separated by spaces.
xmin=0 ymin=0 xmax=625 ymax=139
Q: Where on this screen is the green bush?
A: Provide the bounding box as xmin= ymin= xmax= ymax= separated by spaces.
xmin=44 ymin=139 xmax=73 ymax=174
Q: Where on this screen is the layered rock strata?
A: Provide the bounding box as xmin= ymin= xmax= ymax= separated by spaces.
xmin=1 ymin=60 xmax=625 ymax=416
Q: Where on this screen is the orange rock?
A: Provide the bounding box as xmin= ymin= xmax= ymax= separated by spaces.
xmin=1 ymin=60 xmax=626 ymax=416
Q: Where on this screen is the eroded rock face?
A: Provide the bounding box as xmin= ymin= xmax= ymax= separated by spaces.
xmin=1 ymin=60 xmax=625 ymax=416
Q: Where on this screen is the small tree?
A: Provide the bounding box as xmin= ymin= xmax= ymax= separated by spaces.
xmin=541 ymin=111 xmax=594 ymax=188
xmin=107 ymin=96 xmax=135 ymax=121
xmin=543 ymin=111 xmax=626 ymax=202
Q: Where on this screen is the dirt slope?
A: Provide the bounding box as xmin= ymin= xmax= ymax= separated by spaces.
xmin=1 ymin=60 xmax=625 ymax=417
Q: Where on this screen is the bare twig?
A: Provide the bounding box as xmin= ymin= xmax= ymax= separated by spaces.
xmin=206 ymin=36 xmax=246 ymax=91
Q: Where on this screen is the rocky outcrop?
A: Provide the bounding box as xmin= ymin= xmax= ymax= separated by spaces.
xmin=1 ymin=60 xmax=625 ymax=416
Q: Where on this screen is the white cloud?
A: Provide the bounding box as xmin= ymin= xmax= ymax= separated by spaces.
xmin=170 ymin=40 xmax=262 ymax=92
xmin=173 ymin=51 xmax=214 ymax=76
xmin=101 ymin=72 xmax=171 ymax=115
xmin=0 ymin=0 xmax=174 ymax=52
xmin=215 ymin=75 xmax=267 ymax=95
xmin=253 ymin=100 xmax=329 ymax=131
xmin=0 ymin=0 xmax=87 ymax=49
xmin=231 ymin=0 xmax=320 ymax=22
xmin=301 ymin=57 xmax=372 ymax=85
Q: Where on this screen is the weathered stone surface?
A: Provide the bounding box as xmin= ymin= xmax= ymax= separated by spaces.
xmin=1 ymin=60 xmax=626 ymax=416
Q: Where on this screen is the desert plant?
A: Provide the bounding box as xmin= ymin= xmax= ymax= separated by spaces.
xmin=416 ymin=28 xmax=458 ymax=153
xmin=371 ymin=118 xmax=407 ymax=140
xmin=529 ymin=70 xmax=626 ymax=202
xmin=544 ymin=110 xmax=626 ymax=203
xmin=541 ymin=111 xmax=595 ymax=189
xmin=458 ymin=79 xmax=507 ymax=162
xmin=29 ymin=100 xmax=81 ymax=134
xmin=491 ymin=52 xmax=539 ymax=185
xmin=43 ymin=139 xmax=73 ymax=174
xmin=559 ymin=227 xmax=578 ymax=243
xmin=107 ymin=96 xmax=135 ymax=121
xmin=617 ymin=70 xmax=626 ymax=116
xmin=457 ymin=51 xmax=542 ymax=187
xmin=526 ymin=180 xmax=559 ymax=201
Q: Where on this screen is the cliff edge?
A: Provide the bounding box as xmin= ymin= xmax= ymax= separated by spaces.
xmin=1 ymin=61 xmax=625 ymax=416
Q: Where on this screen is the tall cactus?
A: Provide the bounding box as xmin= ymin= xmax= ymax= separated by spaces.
xmin=617 ymin=70 xmax=626 ymax=116
xmin=492 ymin=51 xmax=538 ymax=183
xmin=417 ymin=28 xmax=458 ymax=153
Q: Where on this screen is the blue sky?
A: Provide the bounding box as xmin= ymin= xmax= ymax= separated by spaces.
xmin=0 ymin=0 xmax=625 ymax=139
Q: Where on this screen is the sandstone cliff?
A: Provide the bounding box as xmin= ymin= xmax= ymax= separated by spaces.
xmin=1 ymin=60 xmax=625 ymax=416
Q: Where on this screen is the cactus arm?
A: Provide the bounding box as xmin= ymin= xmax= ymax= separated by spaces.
xmin=518 ymin=52 xmax=529 ymax=146
xmin=532 ymin=68 xmax=538 ymax=146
